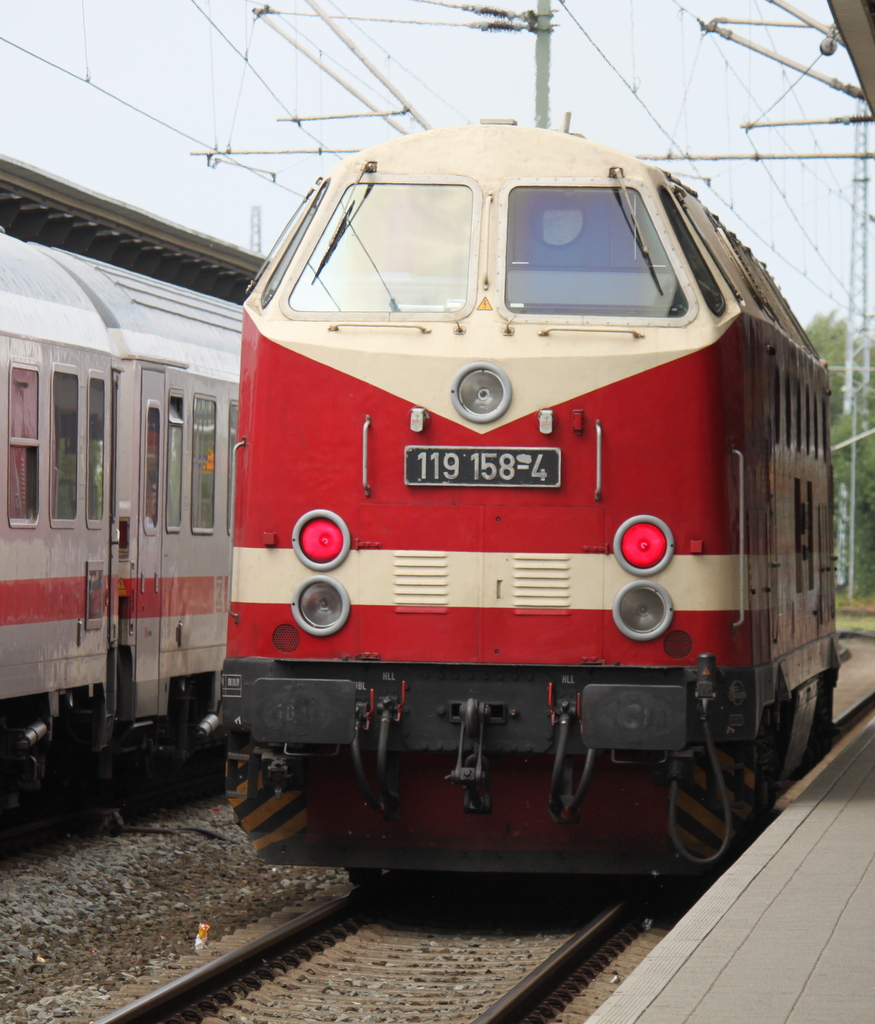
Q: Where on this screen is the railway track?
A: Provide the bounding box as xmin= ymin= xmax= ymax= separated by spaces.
xmin=19 ymin=662 xmax=875 ymax=1023
xmin=81 ymin=884 xmax=654 ymax=1024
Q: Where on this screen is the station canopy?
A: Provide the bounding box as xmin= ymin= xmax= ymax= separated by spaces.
xmin=0 ymin=154 xmax=260 ymax=305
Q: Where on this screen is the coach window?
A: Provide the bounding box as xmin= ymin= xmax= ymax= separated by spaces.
xmin=87 ymin=377 xmax=105 ymax=525
xmin=8 ymin=366 xmax=39 ymax=524
xmin=192 ymin=397 xmax=216 ymax=532
xmin=166 ymin=395 xmax=184 ymax=531
xmin=227 ymin=401 xmax=238 ymax=536
xmin=52 ymin=371 xmax=79 ymax=522
xmin=659 ymin=188 xmax=725 ymax=316
xmin=773 ymin=370 xmax=781 ymax=448
xmin=144 ymin=405 xmax=160 ymax=533
xmin=289 ymin=183 xmax=473 ymax=313
xmin=505 ymin=186 xmax=687 ymax=318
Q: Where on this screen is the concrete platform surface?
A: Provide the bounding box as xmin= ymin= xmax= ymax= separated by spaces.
xmin=587 ymin=716 xmax=875 ymax=1024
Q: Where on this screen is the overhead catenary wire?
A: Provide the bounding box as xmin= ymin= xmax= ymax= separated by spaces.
xmin=259 ymin=11 xmax=524 ymax=28
xmin=561 ymin=0 xmax=847 ymax=309
xmin=256 ymin=9 xmax=411 ymax=134
xmin=294 ymin=0 xmax=433 ymax=129
xmin=79 ymin=0 xmax=90 ymax=81
xmin=716 ymin=39 xmax=855 ymax=210
xmin=279 ymin=110 xmax=408 ymax=121
xmin=404 ymin=0 xmax=524 ymax=14
xmin=186 ymin=0 xmax=348 ymax=160
xmin=669 ymin=1 xmax=854 ymax=301
xmin=0 ymin=30 xmax=303 ymax=194
xmin=327 ymin=0 xmax=471 ymax=122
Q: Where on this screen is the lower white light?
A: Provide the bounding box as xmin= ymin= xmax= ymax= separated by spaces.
xmin=292 ymin=576 xmax=350 ymax=636
xmin=613 ymin=581 xmax=674 ymax=641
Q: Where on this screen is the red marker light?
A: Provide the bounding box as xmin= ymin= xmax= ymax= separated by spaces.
xmin=621 ymin=522 xmax=667 ymax=569
xmin=300 ymin=518 xmax=344 ymax=562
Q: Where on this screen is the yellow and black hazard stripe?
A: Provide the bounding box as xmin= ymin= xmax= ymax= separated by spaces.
xmin=226 ymin=743 xmax=308 ymax=855
xmin=672 ymin=743 xmax=756 ymax=858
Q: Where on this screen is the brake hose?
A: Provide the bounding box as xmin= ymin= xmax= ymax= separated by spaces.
xmin=668 ymin=697 xmax=734 ymax=866
xmin=549 ymin=711 xmax=598 ymax=822
xmin=564 ymin=746 xmax=598 ymax=820
xmin=350 ymin=720 xmax=383 ymax=814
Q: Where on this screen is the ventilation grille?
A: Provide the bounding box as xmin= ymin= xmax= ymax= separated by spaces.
xmin=663 ymin=630 xmax=693 ymax=659
xmin=272 ymin=623 xmax=301 ymax=653
xmin=513 ymin=554 xmax=572 ymax=608
xmin=394 ymin=551 xmax=449 ymax=605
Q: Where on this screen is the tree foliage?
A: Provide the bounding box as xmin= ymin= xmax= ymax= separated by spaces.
xmin=807 ymin=311 xmax=875 ymax=600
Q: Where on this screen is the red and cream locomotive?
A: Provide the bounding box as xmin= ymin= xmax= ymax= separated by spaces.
xmin=224 ymin=123 xmax=837 ymax=874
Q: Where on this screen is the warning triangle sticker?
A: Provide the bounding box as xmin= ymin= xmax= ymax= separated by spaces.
xmin=477 ymin=297 xmax=492 ymax=311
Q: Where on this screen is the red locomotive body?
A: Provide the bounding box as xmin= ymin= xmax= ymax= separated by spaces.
xmin=224 ymin=125 xmax=836 ymax=873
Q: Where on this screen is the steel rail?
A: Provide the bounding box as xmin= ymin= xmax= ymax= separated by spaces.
xmin=92 ymin=889 xmax=369 ymax=1024
xmin=469 ymin=901 xmax=631 ymax=1024
xmin=834 ymin=685 xmax=875 ymax=734
xmin=834 ymin=632 xmax=875 ymax=735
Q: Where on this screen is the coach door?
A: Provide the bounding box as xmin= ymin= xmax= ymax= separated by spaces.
xmin=135 ymin=369 xmax=165 ymax=715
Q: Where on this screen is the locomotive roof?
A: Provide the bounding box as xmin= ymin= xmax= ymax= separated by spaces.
xmin=324 ymin=124 xmax=656 ymax=184
xmin=0 ymin=232 xmax=240 ymax=382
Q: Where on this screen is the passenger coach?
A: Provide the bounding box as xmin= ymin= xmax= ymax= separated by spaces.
xmin=1 ymin=235 xmax=240 ymax=812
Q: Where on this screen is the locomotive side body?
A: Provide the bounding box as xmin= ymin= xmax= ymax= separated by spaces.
xmin=0 ymin=235 xmax=241 ymax=811
xmin=224 ymin=126 xmax=836 ymax=873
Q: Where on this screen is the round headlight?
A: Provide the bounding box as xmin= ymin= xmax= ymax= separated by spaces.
xmin=613 ymin=581 xmax=673 ymax=641
xmin=293 ymin=510 xmax=351 ymax=571
xmin=450 ymin=361 xmax=512 ymax=423
xmin=613 ymin=515 xmax=674 ymax=576
xmin=292 ymin=576 xmax=350 ymax=636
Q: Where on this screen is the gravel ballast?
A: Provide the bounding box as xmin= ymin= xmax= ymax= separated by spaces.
xmin=0 ymin=797 xmax=351 ymax=1022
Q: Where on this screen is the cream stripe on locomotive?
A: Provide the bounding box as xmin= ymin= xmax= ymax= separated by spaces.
xmin=233 ymin=547 xmax=742 ymax=611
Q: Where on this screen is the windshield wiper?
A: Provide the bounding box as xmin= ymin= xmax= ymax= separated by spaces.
xmin=610 ymin=175 xmax=664 ymax=297
xmin=311 ymin=183 xmax=374 ymax=285
xmin=347 ymin=224 xmax=399 ymax=312
xmin=311 ymin=202 xmax=354 ymax=284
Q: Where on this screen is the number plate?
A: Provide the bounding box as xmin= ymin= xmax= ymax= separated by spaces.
xmin=405 ymin=446 xmax=561 ymax=487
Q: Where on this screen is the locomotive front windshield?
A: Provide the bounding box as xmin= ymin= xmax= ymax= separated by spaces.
xmin=289 ymin=183 xmax=472 ymax=313
xmin=505 ymin=186 xmax=688 ymax=318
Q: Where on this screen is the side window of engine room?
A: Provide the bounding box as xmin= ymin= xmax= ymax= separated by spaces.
xmin=505 ymin=186 xmax=688 ymax=319
xmin=8 ymin=365 xmax=39 ymax=525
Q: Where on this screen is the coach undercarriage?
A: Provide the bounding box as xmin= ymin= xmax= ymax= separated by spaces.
xmin=0 ymin=670 xmax=223 ymax=815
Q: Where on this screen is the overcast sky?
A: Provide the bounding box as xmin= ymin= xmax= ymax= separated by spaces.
xmin=0 ymin=1 xmax=865 ymax=326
